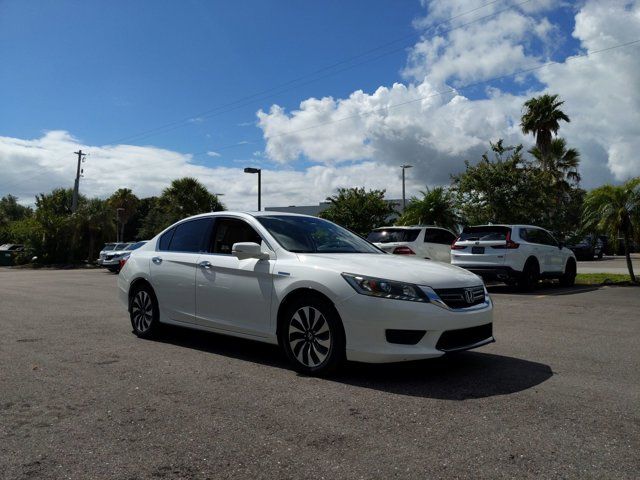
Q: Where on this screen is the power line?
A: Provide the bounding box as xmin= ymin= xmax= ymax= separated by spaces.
xmin=101 ymin=0 xmax=524 ymax=145
xmin=187 ymin=38 xmax=640 ymax=158
xmin=0 ymin=0 xmax=523 ymax=194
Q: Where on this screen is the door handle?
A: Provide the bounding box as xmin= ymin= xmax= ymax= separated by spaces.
xmin=152 ymin=256 xmax=163 ymax=265
xmin=199 ymin=261 xmax=212 ymax=269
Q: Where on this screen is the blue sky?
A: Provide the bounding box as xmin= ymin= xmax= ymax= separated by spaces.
xmin=1 ymin=0 xmax=424 ymax=162
xmin=1 ymin=1 xmax=639 ymax=209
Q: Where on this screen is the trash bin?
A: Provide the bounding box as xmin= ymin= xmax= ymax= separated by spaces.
xmin=0 ymin=251 xmax=13 ymax=266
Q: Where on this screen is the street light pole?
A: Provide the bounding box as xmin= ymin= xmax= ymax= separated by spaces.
xmin=243 ymin=167 xmax=262 ymax=211
xmin=116 ymin=208 xmax=124 ymax=242
xmin=400 ymin=164 xmax=413 ymax=211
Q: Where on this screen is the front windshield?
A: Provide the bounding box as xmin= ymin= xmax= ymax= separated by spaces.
xmin=257 ymin=215 xmax=381 ymax=254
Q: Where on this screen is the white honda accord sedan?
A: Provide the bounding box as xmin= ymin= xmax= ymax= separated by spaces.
xmin=117 ymin=212 xmax=493 ymax=375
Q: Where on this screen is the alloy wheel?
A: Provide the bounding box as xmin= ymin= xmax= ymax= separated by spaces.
xmin=288 ymin=306 xmax=332 ymax=368
xmin=131 ymin=290 xmax=154 ymax=333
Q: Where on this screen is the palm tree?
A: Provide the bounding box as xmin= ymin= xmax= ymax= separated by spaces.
xmin=582 ymin=178 xmax=640 ymax=283
xmin=79 ymin=199 xmax=117 ymax=262
xmin=108 ymin=188 xmax=139 ymax=242
xmin=521 ymin=94 xmax=570 ymax=158
xmin=396 ymin=187 xmax=459 ymax=232
xmin=530 ymin=137 xmax=581 ymax=192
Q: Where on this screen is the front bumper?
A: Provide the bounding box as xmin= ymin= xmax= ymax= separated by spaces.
xmin=335 ymin=291 xmax=493 ymax=363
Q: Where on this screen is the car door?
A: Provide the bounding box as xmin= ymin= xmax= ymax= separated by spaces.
xmin=434 ymin=229 xmax=456 ymax=262
xmin=195 ymin=216 xmax=275 ymax=337
xmin=540 ymin=229 xmax=564 ymax=272
xmin=149 ymin=217 xmax=213 ymax=324
xmin=525 ymin=228 xmax=554 ymax=273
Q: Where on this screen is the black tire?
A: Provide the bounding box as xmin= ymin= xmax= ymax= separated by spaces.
xmin=278 ymin=295 xmax=345 ymax=376
xmin=597 ymin=251 xmax=604 ymax=260
xmin=560 ymin=259 xmax=577 ymax=287
xmin=517 ymin=259 xmax=540 ymax=291
xmin=129 ymin=284 xmax=161 ymax=339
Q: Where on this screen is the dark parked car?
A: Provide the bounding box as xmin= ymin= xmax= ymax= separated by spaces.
xmin=0 ymin=244 xmax=25 ymax=266
xmin=567 ymin=235 xmax=604 ymax=260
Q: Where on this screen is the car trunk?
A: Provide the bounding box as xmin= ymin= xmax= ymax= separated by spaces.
xmin=451 ymin=226 xmax=512 ymax=265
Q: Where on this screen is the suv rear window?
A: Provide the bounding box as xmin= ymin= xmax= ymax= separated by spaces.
xmin=459 ymin=226 xmax=511 ymax=241
xmin=367 ymin=229 xmax=421 ymax=243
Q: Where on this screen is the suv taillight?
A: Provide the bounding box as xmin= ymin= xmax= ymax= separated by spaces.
xmin=393 ymin=246 xmax=415 ymax=255
xmin=505 ymin=230 xmax=519 ymax=249
xmin=451 ymin=237 xmax=465 ymax=250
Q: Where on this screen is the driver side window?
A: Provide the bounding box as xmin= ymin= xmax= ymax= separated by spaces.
xmin=210 ymin=218 xmax=263 ymax=254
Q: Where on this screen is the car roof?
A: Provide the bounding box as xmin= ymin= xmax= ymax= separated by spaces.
xmin=465 ymin=224 xmax=547 ymax=229
xmin=372 ymin=225 xmax=449 ymax=230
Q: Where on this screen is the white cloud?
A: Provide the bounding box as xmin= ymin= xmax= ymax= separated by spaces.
xmin=0 ymin=131 xmax=411 ymax=210
xmin=206 ymin=151 xmax=221 ymax=157
xmin=257 ymin=0 xmax=640 ymax=187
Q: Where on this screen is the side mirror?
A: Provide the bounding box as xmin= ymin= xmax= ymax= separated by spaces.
xmin=558 ymin=242 xmax=564 ymax=250
xmin=232 ymin=242 xmax=270 ymax=260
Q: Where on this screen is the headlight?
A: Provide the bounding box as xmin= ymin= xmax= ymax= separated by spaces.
xmin=341 ymin=273 xmax=429 ymax=302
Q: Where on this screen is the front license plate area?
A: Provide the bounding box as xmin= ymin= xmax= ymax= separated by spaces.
xmin=472 ymin=246 xmax=485 ymax=254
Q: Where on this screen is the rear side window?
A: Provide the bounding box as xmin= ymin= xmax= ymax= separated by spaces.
xmin=167 ymin=218 xmax=212 ymax=253
xmin=367 ymin=229 xmax=421 ymax=243
xmin=158 ymin=228 xmax=174 ymax=251
xmin=524 ymin=228 xmax=557 ymax=246
xmin=424 ymin=228 xmax=456 ymax=245
xmin=210 ymin=218 xmax=262 ymax=254
xmin=460 ymin=226 xmax=510 ymax=241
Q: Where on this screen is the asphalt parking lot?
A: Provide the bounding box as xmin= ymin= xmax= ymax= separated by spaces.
xmin=1 ymin=269 xmax=638 ymax=479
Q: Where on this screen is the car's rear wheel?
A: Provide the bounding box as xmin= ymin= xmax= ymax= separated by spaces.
xmin=517 ymin=259 xmax=539 ymax=291
xmin=279 ymin=296 xmax=345 ymax=376
xmin=130 ymin=285 xmax=160 ymax=338
xmin=560 ymin=259 xmax=577 ymax=287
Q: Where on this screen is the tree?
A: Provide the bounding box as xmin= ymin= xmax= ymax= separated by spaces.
xmin=108 ymin=188 xmax=139 ymax=242
xmin=139 ymin=178 xmax=225 ymax=238
xmin=396 ymin=187 xmax=459 ymax=231
xmin=530 ymin=137 xmax=583 ymax=238
xmin=530 ymin=138 xmax=581 ymax=191
xmin=451 ymin=140 xmax=549 ymax=226
xmin=521 ymin=94 xmax=570 ymax=158
xmin=0 ymin=195 xmax=33 ymax=244
xmin=319 ymin=187 xmax=396 ymax=235
xmin=78 ymin=199 xmax=117 ymax=261
xmin=33 ymin=188 xmax=86 ymax=263
xmin=582 ymin=178 xmax=640 ymax=283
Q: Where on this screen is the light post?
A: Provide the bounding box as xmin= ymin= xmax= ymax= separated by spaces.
xmin=244 ymin=167 xmax=262 ymax=211
xmin=400 ymin=164 xmax=413 ymax=211
xmin=116 ymin=208 xmax=125 ymax=242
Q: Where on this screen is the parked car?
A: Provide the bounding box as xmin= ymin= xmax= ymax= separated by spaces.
xmin=451 ymin=225 xmax=577 ymax=290
xmin=0 ymin=244 xmax=24 ymax=266
xmin=567 ymin=234 xmax=604 ymax=260
xmin=103 ymin=242 xmax=147 ymax=273
xmin=366 ymin=226 xmax=457 ymax=263
xmin=97 ymin=242 xmax=126 ymax=265
xmin=118 ymin=212 xmax=494 ymax=375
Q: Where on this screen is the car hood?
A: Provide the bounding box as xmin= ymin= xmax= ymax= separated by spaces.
xmin=296 ymin=253 xmax=482 ymax=289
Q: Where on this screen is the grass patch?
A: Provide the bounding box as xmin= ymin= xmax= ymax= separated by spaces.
xmin=575 ymin=273 xmax=636 ymax=285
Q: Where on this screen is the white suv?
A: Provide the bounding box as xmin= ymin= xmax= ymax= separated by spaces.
xmin=450 ymin=225 xmax=577 ymax=289
xmin=367 ymin=226 xmax=457 ymax=263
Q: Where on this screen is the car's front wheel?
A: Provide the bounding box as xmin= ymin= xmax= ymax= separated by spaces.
xmin=279 ymin=296 xmax=345 ymax=376
xmin=129 ymin=285 xmax=160 ymax=338
xmin=560 ymin=259 xmax=577 ymax=287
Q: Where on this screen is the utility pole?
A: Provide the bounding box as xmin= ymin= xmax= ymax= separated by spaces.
xmin=400 ymin=164 xmax=413 ymax=211
xmin=71 ymin=150 xmax=86 ymax=213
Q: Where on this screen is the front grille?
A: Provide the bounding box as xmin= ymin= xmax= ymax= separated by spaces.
xmin=385 ymin=329 xmax=426 ymax=345
xmin=433 ymin=285 xmax=485 ymax=309
xmin=436 ymin=323 xmax=493 ymax=352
